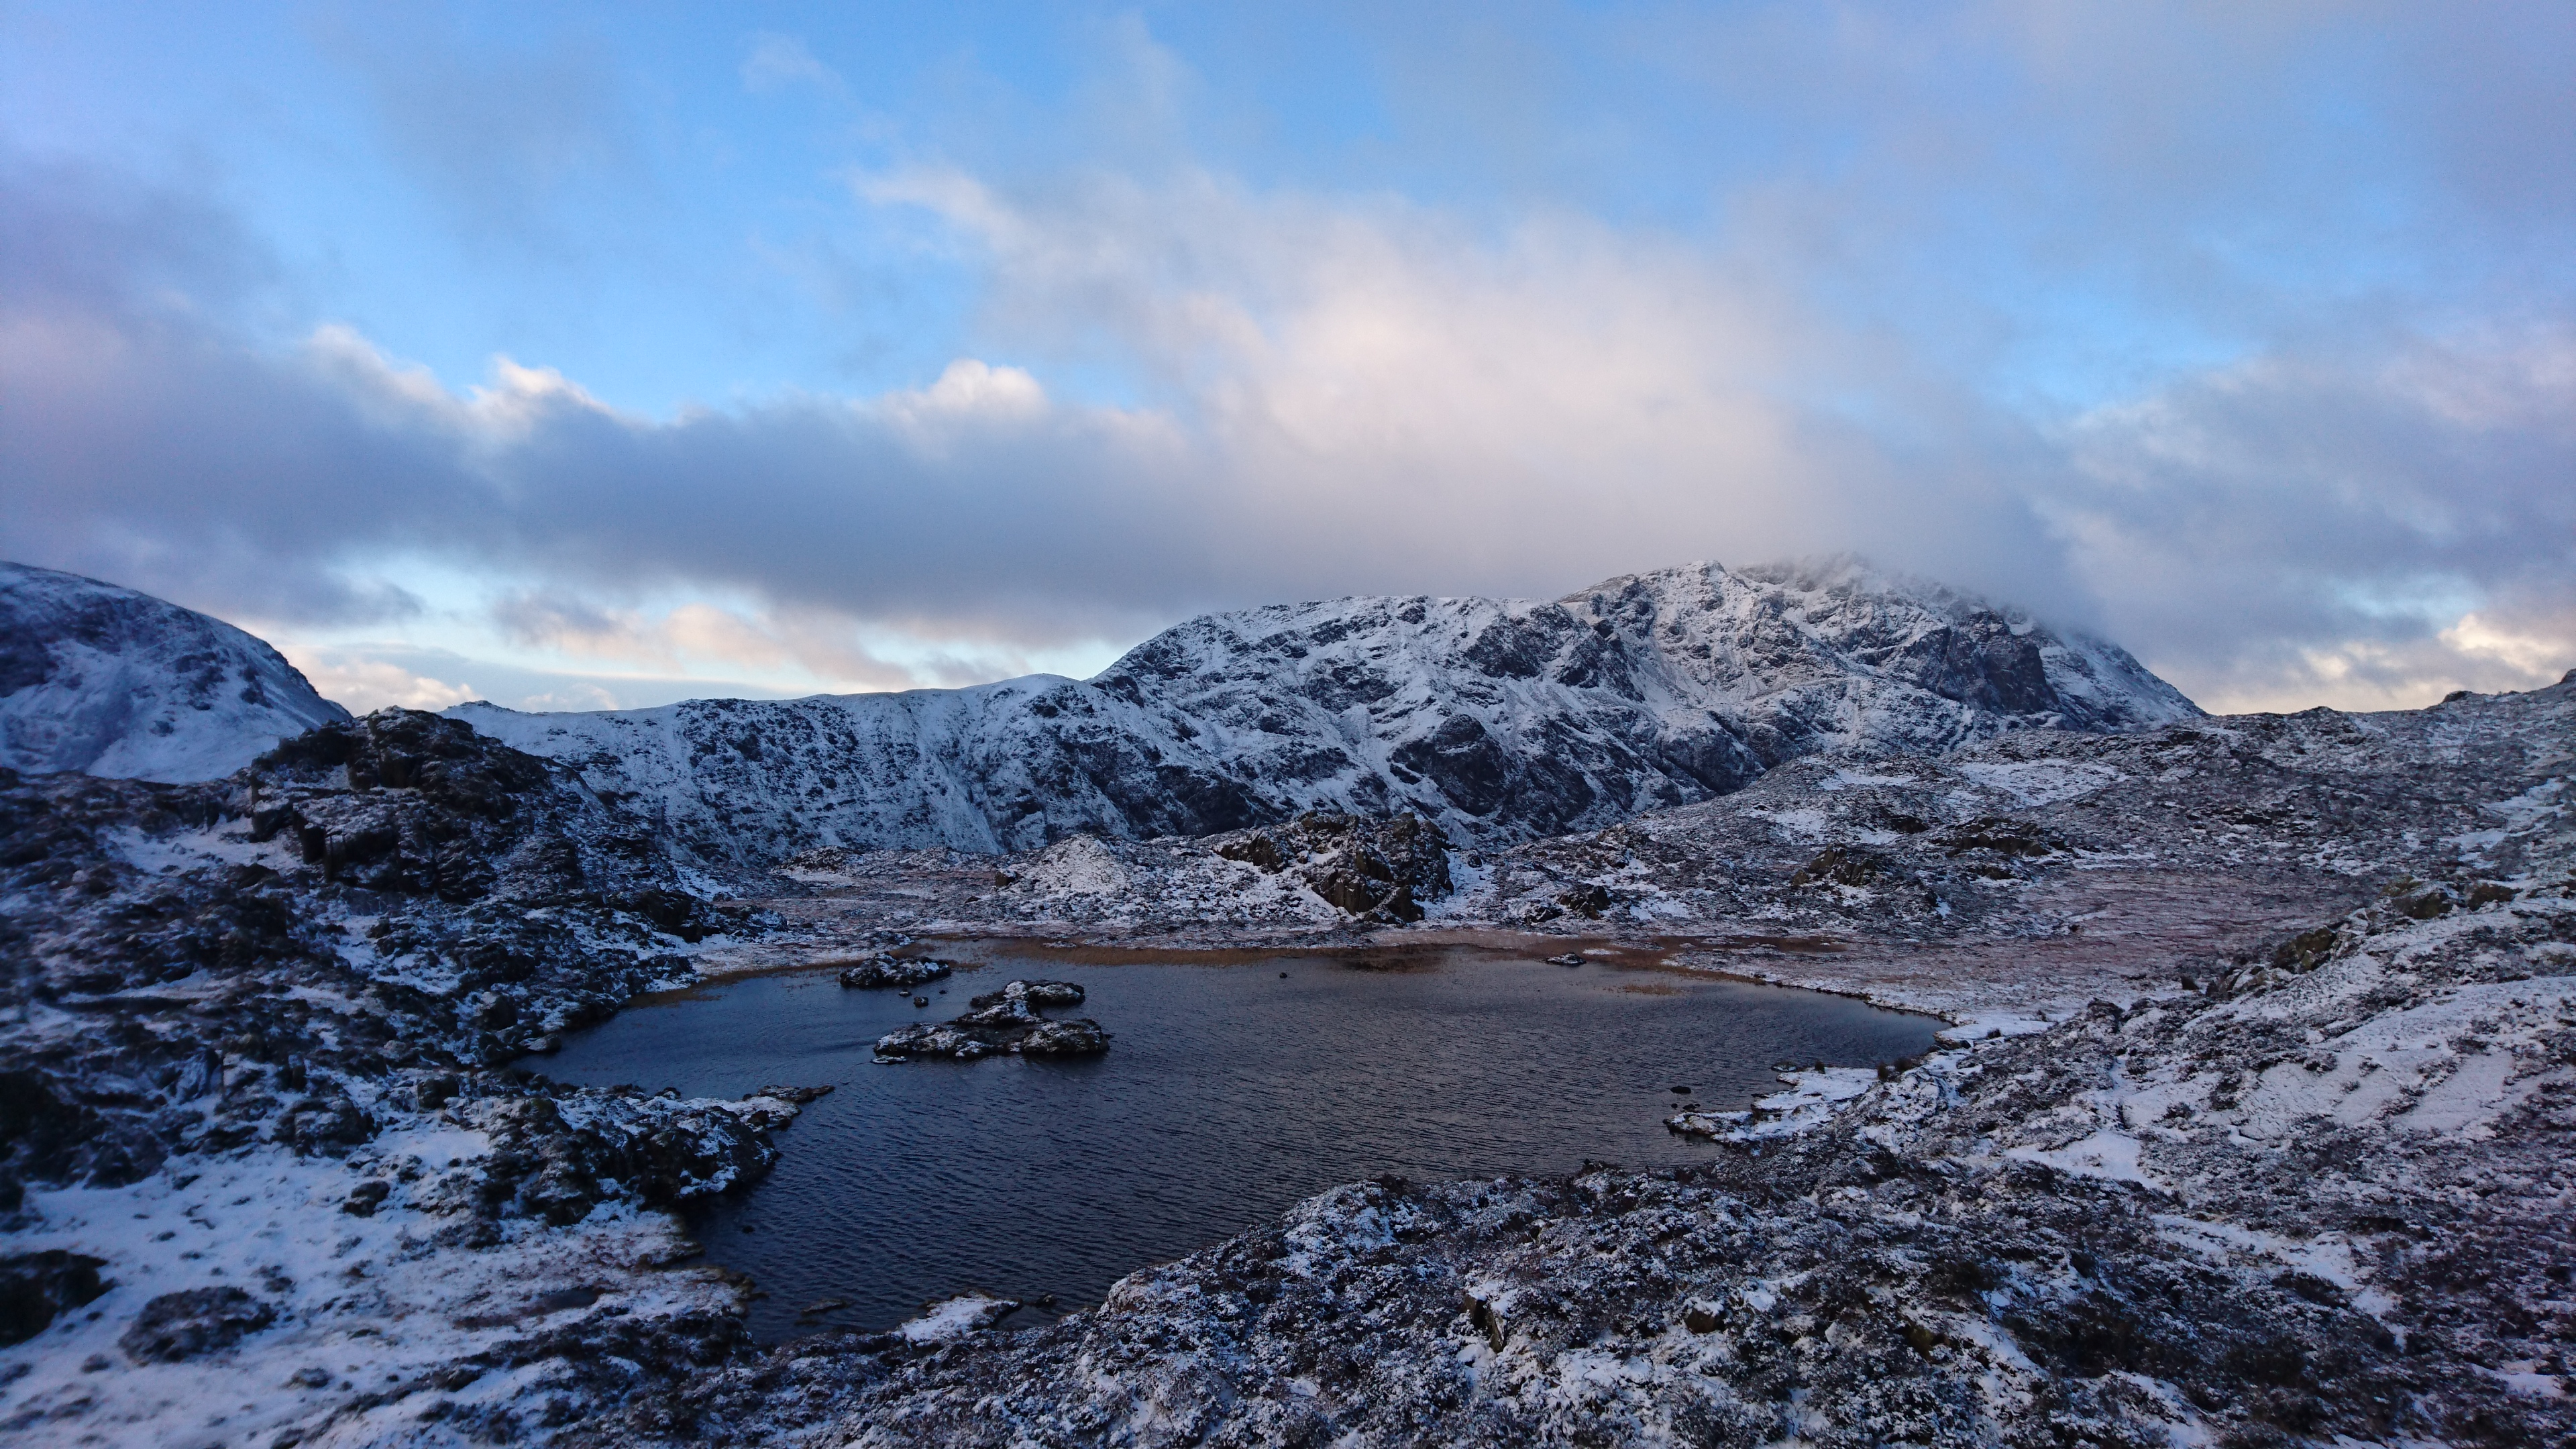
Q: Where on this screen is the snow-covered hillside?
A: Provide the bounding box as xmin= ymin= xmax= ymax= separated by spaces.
xmin=454 ymin=559 xmax=2198 ymax=867
xmin=0 ymin=561 xmax=349 ymax=782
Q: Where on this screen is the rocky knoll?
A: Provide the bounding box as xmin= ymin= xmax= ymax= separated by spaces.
xmin=1211 ymin=810 xmax=1455 ymax=922
xmin=0 ymin=708 xmax=833 ymax=1442
xmin=0 ymin=705 xmax=775 ymax=1209
xmin=451 ymin=558 xmax=2197 ymax=868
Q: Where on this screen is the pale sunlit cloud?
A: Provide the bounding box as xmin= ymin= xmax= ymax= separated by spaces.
xmin=278 ymin=647 xmax=478 ymax=714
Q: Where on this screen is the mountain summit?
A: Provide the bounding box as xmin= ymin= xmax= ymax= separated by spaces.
xmin=0 ymin=561 xmax=350 ymax=782
xmin=453 ymin=559 xmax=2197 ymax=865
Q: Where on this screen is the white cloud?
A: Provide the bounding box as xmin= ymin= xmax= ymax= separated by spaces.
xmin=741 ymin=33 xmax=841 ymax=95
xmin=853 ymin=164 xmax=2033 ymax=606
xmin=281 ymin=648 xmax=478 ymax=714
xmin=7 ymin=2 xmax=2571 ymax=722
xmin=2049 ymin=325 xmax=2575 ymax=710
xmin=2441 ymin=611 xmax=2576 ymax=686
xmin=486 ymin=588 xmax=1068 ymax=693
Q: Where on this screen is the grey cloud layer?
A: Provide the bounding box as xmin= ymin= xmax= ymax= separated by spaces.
xmin=7 ymin=0 xmax=2574 ymax=722
xmin=3 ymin=161 xmax=2084 ymax=643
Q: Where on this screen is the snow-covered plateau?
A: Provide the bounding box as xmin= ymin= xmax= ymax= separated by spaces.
xmin=3 ymin=559 xmax=2571 ymax=1446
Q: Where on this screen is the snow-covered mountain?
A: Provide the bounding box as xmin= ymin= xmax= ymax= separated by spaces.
xmin=453 ymin=559 xmax=2198 ymax=867
xmin=0 ymin=561 xmax=350 ymax=782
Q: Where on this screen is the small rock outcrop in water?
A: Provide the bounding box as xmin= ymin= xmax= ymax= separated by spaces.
xmin=875 ymin=980 xmax=1110 ymax=1062
xmin=835 ymin=956 xmax=955 ymax=990
xmin=968 ymin=981 xmax=1085 ymax=1010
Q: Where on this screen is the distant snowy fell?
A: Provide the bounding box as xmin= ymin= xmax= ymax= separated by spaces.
xmin=452 ymin=559 xmax=2198 ymax=866
xmin=0 ymin=561 xmax=349 ymax=782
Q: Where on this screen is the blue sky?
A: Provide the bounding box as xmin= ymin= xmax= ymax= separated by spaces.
xmin=4 ymin=2 xmax=2571 ymax=712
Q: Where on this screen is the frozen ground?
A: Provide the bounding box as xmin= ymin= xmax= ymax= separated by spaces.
xmin=5 ymin=670 xmax=2572 ymax=1444
xmin=582 ymin=677 xmax=2576 ymax=1448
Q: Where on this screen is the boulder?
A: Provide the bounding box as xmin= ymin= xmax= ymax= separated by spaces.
xmin=119 ymin=1286 xmax=276 ymax=1362
xmin=1020 ymin=1019 xmax=1111 ymax=1058
xmin=837 ymin=956 xmax=955 ymax=990
xmin=1 ymin=1250 xmax=111 ymax=1346
xmin=873 ymin=1024 xmax=1003 ymax=1061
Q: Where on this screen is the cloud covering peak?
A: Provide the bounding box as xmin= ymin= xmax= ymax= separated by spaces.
xmin=2 ymin=3 xmax=2568 ymax=712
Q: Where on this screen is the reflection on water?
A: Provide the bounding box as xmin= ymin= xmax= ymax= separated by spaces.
xmin=539 ymin=946 xmax=1935 ymax=1340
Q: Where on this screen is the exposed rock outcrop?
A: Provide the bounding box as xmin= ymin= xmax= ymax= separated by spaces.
xmin=875 ymin=981 xmax=1110 ymax=1063
xmin=836 ymin=957 xmax=955 ymax=990
xmin=117 ymin=1286 xmax=276 ymax=1363
xmin=451 ymin=558 xmax=2199 ymax=865
xmin=1215 ymin=810 xmax=1454 ymax=921
xmin=0 ymin=708 xmax=771 ymax=1214
xmin=0 ymin=1250 xmax=109 ymax=1346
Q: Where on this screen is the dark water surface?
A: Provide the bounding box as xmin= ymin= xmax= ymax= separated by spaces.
xmin=539 ymin=946 xmax=1936 ymax=1340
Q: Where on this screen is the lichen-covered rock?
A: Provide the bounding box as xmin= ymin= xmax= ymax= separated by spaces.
xmin=875 ymin=981 xmax=1110 ymax=1062
xmin=0 ymin=1249 xmax=109 ymax=1346
xmin=118 ymin=1285 xmax=274 ymax=1362
xmin=837 ymin=957 xmax=955 ymax=990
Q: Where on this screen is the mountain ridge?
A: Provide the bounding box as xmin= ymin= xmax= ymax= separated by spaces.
xmin=451 ymin=557 xmax=2198 ymax=867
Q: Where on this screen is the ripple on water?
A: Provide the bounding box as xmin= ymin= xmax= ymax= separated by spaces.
xmin=539 ymin=946 xmax=1937 ymax=1340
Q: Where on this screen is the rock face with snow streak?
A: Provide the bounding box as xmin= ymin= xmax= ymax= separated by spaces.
xmin=0 ymin=561 xmax=348 ymax=783
xmin=453 ymin=558 xmax=2198 ymax=867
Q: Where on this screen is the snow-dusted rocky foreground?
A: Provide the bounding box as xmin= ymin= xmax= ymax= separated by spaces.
xmin=4 ymin=561 xmax=2571 ymax=1446
xmin=595 ymin=676 xmax=2562 ymax=1448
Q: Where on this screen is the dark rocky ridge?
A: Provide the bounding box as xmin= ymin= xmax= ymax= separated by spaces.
xmin=0 ymin=709 xmax=786 ymax=1222
xmin=453 ymin=558 xmax=2198 ymax=868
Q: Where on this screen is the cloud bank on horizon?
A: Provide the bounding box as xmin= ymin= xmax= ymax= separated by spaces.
xmin=3 ymin=1 xmax=2569 ymax=716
